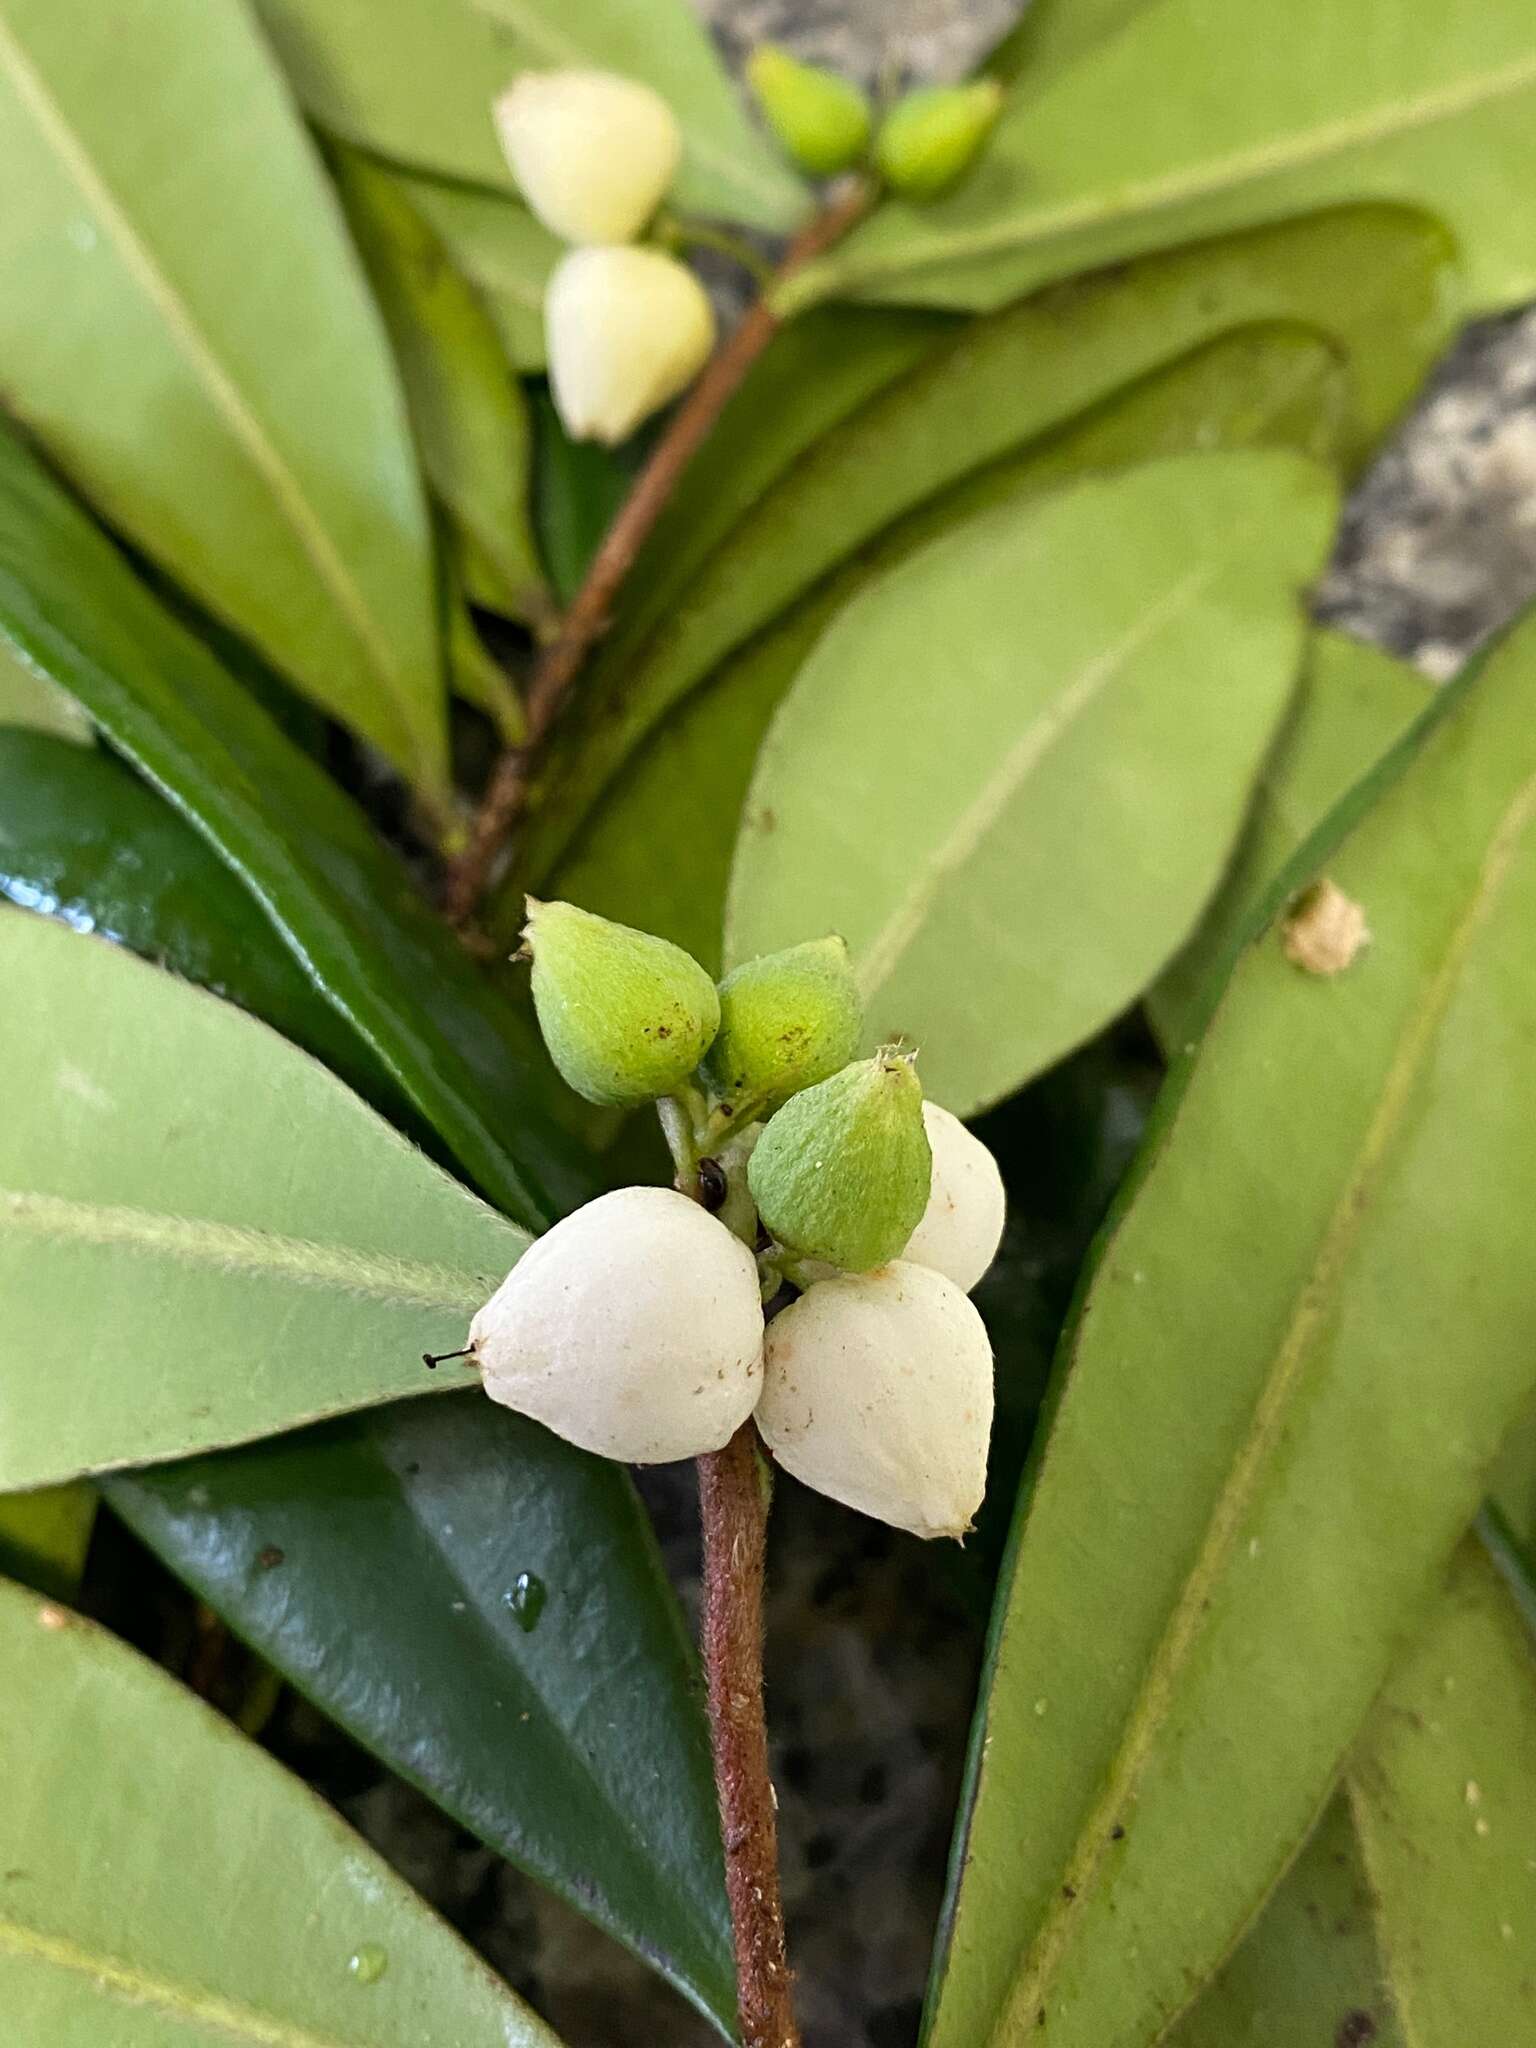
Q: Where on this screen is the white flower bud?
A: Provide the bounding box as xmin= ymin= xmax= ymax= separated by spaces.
xmin=493 ymin=69 xmax=681 ymax=245
xmin=545 ymin=246 xmax=716 ymax=445
xmin=756 ymin=1263 xmax=992 ymax=1539
xmin=469 ymin=1186 xmax=763 ymax=1463
xmin=900 ymin=1102 xmax=1006 ymax=1292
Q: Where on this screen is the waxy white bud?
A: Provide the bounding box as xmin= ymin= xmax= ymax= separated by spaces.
xmin=900 ymin=1102 xmax=1006 ymax=1292
xmin=545 ymin=246 xmax=716 ymax=445
xmin=469 ymin=1186 xmax=763 ymax=1463
xmin=494 ymin=69 xmax=681 ymax=245
xmin=756 ymin=1262 xmax=993 ymax=1539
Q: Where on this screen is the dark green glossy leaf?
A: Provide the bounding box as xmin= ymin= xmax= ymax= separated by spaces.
xmin=0 ymin=0 xmax=448 ymax=796
xmin=0 ymin=1486 xmax=95 ymax=1602
xmin=555 ymin=324 xmax=1349 ymax=972
xmin=0 ymin=639 xmax=90 ymax=741
xmin=108 ymin=1397 xmax=734 ymax=2034
xmin=530 ymin=386 xmax=646 ymax=608
xmin=0 ymin=420 xmax=589 ymax=1231
xmin=793 ymin=0 xmax=1532 ymax=317
xmin=925 ymin=602 xmax=1536 ymax=2045
xmin=508 ymin=206 xmax=1452 ymax=920
xmin=0 ymin=1573 xmax=562 ymax=2044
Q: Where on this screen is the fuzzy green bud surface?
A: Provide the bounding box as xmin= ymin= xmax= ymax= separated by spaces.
xmin=747 ymin=1047 xmax=931 ymax=1272
xmin=524 ymin=898 xmax=720 ymax=1107
xmin=747 ymin=45 xmax=872 ymax=177
xmin=875 ymin=80 xmax=1003 ymax=200
xmin=704 ymin=935 xmax=862 ymax=1115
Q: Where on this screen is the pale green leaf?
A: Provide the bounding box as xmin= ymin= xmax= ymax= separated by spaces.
xmin=512 ymin=206 xmax=1452 ymax=909
xmin=256 ymin=0 xmax=807 ymax=230
xmin=0 ymin=913 xmax=526 ymax=1491
xmin=984 ymin=0 xmax=1160 ymax=89
xmin=0 ymin=1573 xmax=560 ymax=2045
xmin=389 ymin=171 xmax=559 ymax=373
xmin=1173 ymin=1525 xmax=1536 ymax=2047
xmin=792 ymin=0 xmax=1535 ymax=316
xmin=335 ymin=148 xmax=550 ymax=627
xmin=556 ymin=324 xmax=1348 ymax=975
xmin=925 ymin=603 xmax=1536 ymax=2048
xmin=1148 ymin=629 xmax=1432 ymax=1050
xmin=0 ymin=641 xmax=92 ymax=744
xmin=726 ymin=452 xmax=1337 ymax=1115
xmin=0 ymin=0 xmax=447 ymax=796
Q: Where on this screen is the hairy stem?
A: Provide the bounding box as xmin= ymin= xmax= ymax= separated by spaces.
xmin=441 ymin=179 xmax=872 ymax=929
xmin=698 ymin=1423 xmax=798 ymax=2048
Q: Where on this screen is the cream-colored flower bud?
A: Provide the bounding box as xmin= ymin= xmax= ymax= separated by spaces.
xmin=469 ymin=1186 xmax=763 ymax=1463
xmin=901 ymin=1102 xmax=1006 ymax=1292
xmin=545 ymin=247 xmax=716 ymax=445
xmin=756 ymin=1262 xmax=992 ymax=1539
xmin=494 ymin=69 xmax=681 ymax=244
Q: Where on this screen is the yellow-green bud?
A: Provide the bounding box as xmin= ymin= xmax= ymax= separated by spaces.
xmin=523 ymin=899 xmax=719 ymax=1107
xmin=874 ymin=80 xmax=1003 ymax=201
xmin=748 ymin=1048 xmax=931 ymax=1272
xmin=704 ymin=935 xmax=862 ymax=1116
xmin=746 ymin=45 xmax=872 ymax=178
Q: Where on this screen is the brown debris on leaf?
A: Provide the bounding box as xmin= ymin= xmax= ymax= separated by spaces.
xmin=1282 ymin=879 xmax=1371 ymax=976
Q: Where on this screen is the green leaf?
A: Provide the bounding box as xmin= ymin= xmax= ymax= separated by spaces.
xmin=1148 ymin=628 xmax=1432 ymax=1051
xmin=0 ymin=0 xmax=447 ymax=796
xmin=1490 ymin=1404 xmax=1536 ymax=1557
xmin=395 ymin=173 xmax=558 ymax=371
xmin=984 ymin=0 xmax=1160 ymax=88
xmin=530 ymin=385 xmax=646 ymax=607
xmin=256 ymin=0 xmax=807 ymax=230
xmin=510 ymin=206 xmax=1452 ymax=908
xmin=727 ymin=452 xmax=1337 ymax=1115
xmin=0 ymin=1487 xmax=95 ymax=1602
xmin=334 ymin=148 xmax=550 ymax=628
xmin=107 ymin=1396 xmax=735 ymax=2034
xmin=0 ymin=912 xmax=527 ymax=1489
xmin=0 ymin=1572 xmax=561 ymax=2044
xmin=792 ymin=0 xmax=1535 ymax=317
xmin=0 ymin=419 xmax=591 ymax=1232
xmin=0 ymin=728 xmax=403 ymax=1119
xmin=1174 ymin=1524 xmax=1536 ymax=2045
xmin=924 ymin=602 xmax=1536 ymax=2048
xmin=0 ymin=641 xmax=91 ymax=743
xmin=555 ymin=323 xmax=1349 ymax=975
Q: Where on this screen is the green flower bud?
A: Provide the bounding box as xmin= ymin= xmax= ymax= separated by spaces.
xmin=523 ymin=899 xmax=720 ymax=1107
xmin=747 ymin=45 xmax=872 ymax=178
xmin=704 ymin=936 xmax=863 ymax=1116
xmin=874 ymin=80 xmax=1003 ymax=201
xmin=748 ymin=1048 xmax=932 ymax=1272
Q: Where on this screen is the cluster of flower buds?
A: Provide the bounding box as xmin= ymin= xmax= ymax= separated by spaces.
xmin=459 ymin=902 xmax=1006 ymax=1540
xmin=747 ymin=44 xmax=1002 ymax=197
xmin=494 ymin=71 xmax=715 ymax=444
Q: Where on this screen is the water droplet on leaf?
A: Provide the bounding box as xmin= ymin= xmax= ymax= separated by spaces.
xmin=348 ymin=1945 xmax=387 ymax=1984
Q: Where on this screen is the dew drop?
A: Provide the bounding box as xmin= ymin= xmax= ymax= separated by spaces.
xmin=348 ymin=1944 xmax=387 ymax=1985
xmin=504 ymin=1571 xmax=547 ymax=1633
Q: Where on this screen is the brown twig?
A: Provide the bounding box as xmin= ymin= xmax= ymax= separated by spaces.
xmin=698 ymin=1422 xmax=798 ymax=2048
xmin=442 ymin=179 xmax=871 ymax=929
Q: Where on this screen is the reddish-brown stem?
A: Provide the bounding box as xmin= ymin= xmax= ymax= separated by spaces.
xmin=698 ymin=1422 xmax=798 ymax=2048
xmin=442 ymin=180 xmax=871 ymax=929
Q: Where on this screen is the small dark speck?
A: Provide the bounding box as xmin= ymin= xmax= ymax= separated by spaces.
xmin=1110 ymin=1825 xmax=1126 ymax=1842
xmin=1061 ymin=1884 xmax=1077 ymax=1900
xmin=1336 ymin=2012 xmax=1378 ymax=2047
xmin=656 ymin=1025 xmax=671 ymax=1038
xmin=256 ymin=1545 xmax=285 ymax=1570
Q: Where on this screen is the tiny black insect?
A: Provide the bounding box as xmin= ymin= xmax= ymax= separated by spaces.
xmin=697 ymin=1157 xmax=729 ymax=1211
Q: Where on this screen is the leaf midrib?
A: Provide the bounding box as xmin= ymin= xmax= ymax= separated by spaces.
xmin=0 ymin=12 xmax=422 ymax=763
xmin=838 ymin=46 xmax=1536 ymax=287
xmin=854 ymin=558 xmax=1219 ymax=999
xmin=0 ymin=1915 xmax=366 ymax=2048
xmin=985 ymin=765 xmax=1536 ymax=2044
xmin=0 ymin=1188 xmax=500 ymax=1312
